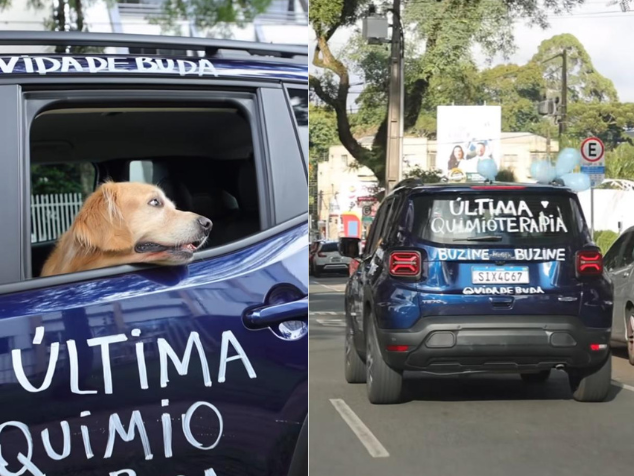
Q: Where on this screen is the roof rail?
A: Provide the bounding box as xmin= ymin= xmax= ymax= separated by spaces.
xmin=393 ymin=177 xmax=424 ymax=190
xmin=0 ymin=31 xmax=307 ymax=59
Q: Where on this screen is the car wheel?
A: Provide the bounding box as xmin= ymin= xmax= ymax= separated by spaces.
xmin=366 ymin=316 xmax=402 ymax=404
xmin=625 ymin=308 xmax=634 ymax=365
xmin=520 ymin=370 xmax=551 ymax=383
xmin=345 ymin=319 xmax=366 ymax=384
xmin=568 ymin=355 xmax=612 ymax=402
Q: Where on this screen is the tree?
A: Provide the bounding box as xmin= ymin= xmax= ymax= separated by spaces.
xmin=309 ymin=103 xmax=339 ymax=162
xmin=478 ymin=62 xmax=545 ymax=132
xmin=310 ymin=0 xmax=586 ymax=185
xmin=530 ymin=33 xmax=618 ymax=103
xmin=605 ymin=142 xmax=634 ymax=180
xmin=566 ymin=102 xmax=634 ymax=149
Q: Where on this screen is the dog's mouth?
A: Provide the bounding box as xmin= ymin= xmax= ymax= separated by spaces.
xmin=134 ymin=238 xmax=206 ymax=255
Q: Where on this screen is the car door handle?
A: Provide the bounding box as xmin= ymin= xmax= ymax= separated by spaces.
xmin=243 ymin=297 xmax=308 ymax=329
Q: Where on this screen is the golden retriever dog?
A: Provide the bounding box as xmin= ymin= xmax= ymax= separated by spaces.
xmin=41 ymin=181 xmax=212 ymax=277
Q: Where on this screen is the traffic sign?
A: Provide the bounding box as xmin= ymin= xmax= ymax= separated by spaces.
xmin=362 ymin=205 xmax=372 ymax=217
xmin=580 ymin=137 xmax=605 ymax=187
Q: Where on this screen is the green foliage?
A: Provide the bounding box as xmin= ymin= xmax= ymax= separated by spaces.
xmin=405 ymin=167 xmax=443 ymax=183
xmin=594 ymin=230 xmax=619 ymax=255
xmin=495 ymin=168 xmax=517 ymax=182
xmin=479 ymin=62 xmax=545 ymax=132
xmin=310 ymin=0 xmax=369 ymax=36
xmin=309 ymin=104 xmax=339 ymax=161
xmin=31 ymin=164 xmax=94 ymax=197
xmin=158 ymin=0 xmax=273 ymax=30
xmin=566 ymin=102 xmax=634 ymax=149
xmin=531 ymin=33 xmax=618 ymax=103
xmin=605 ymin=142 xmax=634 ymax=180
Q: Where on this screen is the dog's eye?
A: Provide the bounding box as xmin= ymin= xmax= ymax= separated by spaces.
xmin=148 ymin=198 xmax=162 ymax=207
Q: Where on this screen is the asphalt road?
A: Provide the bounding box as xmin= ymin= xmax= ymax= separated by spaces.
xmin=309 ymin=274 xmax=634 ymax=476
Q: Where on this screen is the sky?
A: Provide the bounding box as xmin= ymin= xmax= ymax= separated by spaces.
xmin=310 ymin=0 xmax=634 ymax=107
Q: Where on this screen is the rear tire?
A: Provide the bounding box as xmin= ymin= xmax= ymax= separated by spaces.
xmin=345 ymin=321 xmax=366 ymax=384
xmin=366 ymin=317 xmax=403 ymax=404
xmin=568 ymin=355 xmax=612 ymax=402
xmin=627 ymin=309 xmax=634 ymax=366
xmin=520 ymin=370 xmax=551 ymax=383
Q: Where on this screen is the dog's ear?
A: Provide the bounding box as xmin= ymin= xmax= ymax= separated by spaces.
xmin=72 ymin=182 xmax=133 ymax=252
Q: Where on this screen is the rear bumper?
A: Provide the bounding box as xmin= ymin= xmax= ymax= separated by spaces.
xmin=375 ymin=315 xmax=610 ymax=374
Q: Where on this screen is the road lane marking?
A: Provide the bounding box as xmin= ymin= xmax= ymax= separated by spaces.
xmin=316 ymin=318 xmax=345 ymax=327
xmin=310 ymin=311 xmax=345 ymax=316
xmin=329 ymin=398 xmax=389 ymax=458
xmin=611 ymin=380 xmax=634 ymax=392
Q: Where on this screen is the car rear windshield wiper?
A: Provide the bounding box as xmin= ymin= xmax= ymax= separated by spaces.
xmin=455 ymin=235 xmax=503 ymax=242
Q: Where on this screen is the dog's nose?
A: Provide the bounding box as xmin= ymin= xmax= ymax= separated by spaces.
xmin=198 ymin=216 xmax=213 ymax=234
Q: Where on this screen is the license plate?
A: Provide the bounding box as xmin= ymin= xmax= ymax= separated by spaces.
xmin=331 ymin=257 xmax=341 ymax=263
xmin=472 ymin=266 xmax=529 ymax=284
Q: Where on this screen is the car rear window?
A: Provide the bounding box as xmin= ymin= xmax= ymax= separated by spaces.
xmin=409 ymin=192 xmax=583 ymax=246
xmin=320 ymin=242 xmax=339 ymax=252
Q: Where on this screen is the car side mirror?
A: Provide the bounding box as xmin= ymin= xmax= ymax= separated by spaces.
xmin=339 ymin=237 xmax=361 ymax=259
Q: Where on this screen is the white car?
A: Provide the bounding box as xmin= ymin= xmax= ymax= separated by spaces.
xmin=604 ymin=227 xmax=634 ymax=365
xmin=311 ymin=241 xmax=351 ymax=276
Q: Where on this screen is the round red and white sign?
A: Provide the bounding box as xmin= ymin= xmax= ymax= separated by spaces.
xmin=580 ymin=137 xmax=605 ymax=163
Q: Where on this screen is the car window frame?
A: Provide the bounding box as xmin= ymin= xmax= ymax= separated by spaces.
xmin=604 ymin=231 xmax=631 ymax=271
xmin=0 ymin=81 xmax=307 ymax=289
xmin=283 ymin=83 xmax=308 ymax=171
xmin=365 ymin=198 xmax=393 ymax=257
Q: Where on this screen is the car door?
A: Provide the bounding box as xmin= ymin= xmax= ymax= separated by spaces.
xmin=606 ymin=230 xmax=633 ymax=343
xmin=0 ymin=85 xmax=307 ymax=476
xmin=353 ymin=199 xmax=394 ymax=341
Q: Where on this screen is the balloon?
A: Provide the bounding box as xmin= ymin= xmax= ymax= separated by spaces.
xmin=561 ymin=172 xmax=591 ymax=192
xmin=530 ymin=160 xmax=541 ymax=179
xmin=533 ymin=161 xmax=556 ymax=184
xmin=555 ymin=147 xmax=581 ymax=177
xmin=477 ymin=158 xmax=498 ymax=181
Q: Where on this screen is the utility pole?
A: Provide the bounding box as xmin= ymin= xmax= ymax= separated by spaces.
xmin=559 ymin=48 xmax=568 ymax=143
xmin=385 ymin=0 xmax=404 ymax=195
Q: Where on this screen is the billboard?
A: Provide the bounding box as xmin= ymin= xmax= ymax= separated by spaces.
xmin=436 ymin=105 xmax=502 ymax=182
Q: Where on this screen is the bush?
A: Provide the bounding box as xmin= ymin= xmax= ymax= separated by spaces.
xmin=594 ymin=230 xmax=619 ymax=254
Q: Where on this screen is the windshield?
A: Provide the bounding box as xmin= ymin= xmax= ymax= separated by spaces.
xmin=409 ymin=192 xmax=583 ymax=246
xmin=320 ymin=242 xmax=339 ymax=252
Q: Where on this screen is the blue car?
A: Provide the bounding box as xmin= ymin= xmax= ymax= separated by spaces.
xmin=0 ymin=32 xmax=307 ymax=476
xmin=340 ymin=180 xmax=613 ymax=404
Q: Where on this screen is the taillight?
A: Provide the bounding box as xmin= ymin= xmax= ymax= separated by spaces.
xmin=576 ymin=250 xmax=603 ymax=276
xmin=389 ymin=251 xmax=421 ymax=277
xmin=386 ymin=345 xmax=409 ymax=352
xmin=318 ymin=252 xmax=326 ymax=257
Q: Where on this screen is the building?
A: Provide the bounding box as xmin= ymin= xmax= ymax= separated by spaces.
xmin=315 ymin=132 xmax=558 ymax=240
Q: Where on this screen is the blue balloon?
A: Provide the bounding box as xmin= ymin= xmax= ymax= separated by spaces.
xmin=561 ymin=172 xmax=591 ymax=192
xmin=555 ymin=147 xmax=581 ymax=177
xmin=530 ymin=160 xmax=541 ymax=179
xmin=477 ymin=158 xmax=498 ymax=181
xmin=534 ymin=161 xmax=556 ymax=183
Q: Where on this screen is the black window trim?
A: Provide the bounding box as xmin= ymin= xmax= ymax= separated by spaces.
xmin=0 ymin=213 xmax=308 ymax=296
xmin=283 ymin=83 xmax=308 ymax=174
xmin=20 ymin=88 xmax=274 ymax=281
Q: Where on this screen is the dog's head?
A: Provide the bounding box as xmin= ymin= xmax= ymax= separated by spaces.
xmin=72 ymin=181 xmax=212 ymax=265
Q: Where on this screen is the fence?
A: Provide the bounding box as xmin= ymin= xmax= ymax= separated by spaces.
xmin=31 ymin=193 xmax=84 ymax=243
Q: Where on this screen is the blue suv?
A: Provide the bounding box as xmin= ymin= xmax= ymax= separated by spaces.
xmin=340 ymin=179 xmax=613 ymax=404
